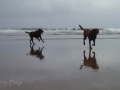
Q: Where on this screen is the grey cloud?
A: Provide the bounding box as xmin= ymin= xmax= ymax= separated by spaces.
xmin=0 ymin=0 xmax=120 ymax=28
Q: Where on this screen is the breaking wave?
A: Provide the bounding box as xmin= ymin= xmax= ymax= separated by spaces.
xmin=0 ymin=28 xmax=120 ymax=36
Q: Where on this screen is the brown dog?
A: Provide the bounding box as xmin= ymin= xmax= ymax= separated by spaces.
xmin=80 ymin=50 xmax=99 ymax=70
xmin=79 ymin=25 xmax=99 ymax=49
xmin=25 ymin=29 xmax=44 ymax=46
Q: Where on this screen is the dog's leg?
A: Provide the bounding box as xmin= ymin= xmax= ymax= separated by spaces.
xmin=40 ymin=47 xmax=44 ymax=53
xmin=92 ymin=51 xmax=99 ymax=69
xmin=92 ymin=52 xmax=95 ymax=58
xmin=89 ymin=49 xmax=92 ymax=58
xmin=84 ymin=50 xmax=87 ymax=60
xmin=30 ymin=39 xmax=32 ymax=47
xmin=30 ymin=39 xmax=31 ymax=44
xmin=31 ymin=38 xmax=35 ymax=45
xmin=80 ymin=50 xmax=87 ymax=70
xmin=38 ymin=38 xmax=40 ymax=42
xmin=83 ymin=35 xmax=86 ymax=45
xmin=80 ymin=65 xmax=83 ymax=69
xmin=83 ymin=38 xmax=85 ymax=45
xmin=37 ymin=38 xmax=40 ymax=42
xmin=89 ymin=39 xmax=92 ymax=50
xmin=30 ymin=45 xmax=34 ymax=55
xmin=36 ymin=37 xmax=40 ymax=42
xmin=40 ymin=36 xmax=44 ymax=43
xmin=92 ymin=39 xmax=95 ymax=46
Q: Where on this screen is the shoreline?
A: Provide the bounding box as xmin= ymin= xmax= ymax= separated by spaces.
xmin=0 ymin=36 xmax=120 ymax=90
xmin=1 ymin=34 xmax=120 ymax=41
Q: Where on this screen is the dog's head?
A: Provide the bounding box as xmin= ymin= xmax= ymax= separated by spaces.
xmin=38 ymin=29 xmax=44 ymax=34
xmin=92 ymin=29 xmax=99 ymax=35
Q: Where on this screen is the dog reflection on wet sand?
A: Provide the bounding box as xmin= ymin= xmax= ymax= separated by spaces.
xmin=80 ymin=50 xmax=99 ymax=70
xmin=26 ymin=45 xmax=45 ymax=60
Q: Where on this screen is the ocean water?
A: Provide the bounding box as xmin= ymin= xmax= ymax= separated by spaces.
xmin=0 ymin=28 xmax=120 ymax=39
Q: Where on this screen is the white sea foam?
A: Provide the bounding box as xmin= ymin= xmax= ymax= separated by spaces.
xmin=0 ymin=28 xmax=120 ymax=36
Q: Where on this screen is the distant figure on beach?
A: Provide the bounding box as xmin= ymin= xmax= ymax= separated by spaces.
xmin=26 ymin=45 xmax=45 ymax=60
xmin=79 ymin=25 xmax=99 ymax=49
xmin=25 ymin=29 xmax=44 ymax=47
xmin=80 ymin=50 xmax=99 ymax=71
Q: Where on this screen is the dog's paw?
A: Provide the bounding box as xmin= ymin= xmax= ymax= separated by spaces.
xmin=83 ymin=42 xmax=85 ymax=45
xmin=90 ymin=47 xmax=92 ymax=50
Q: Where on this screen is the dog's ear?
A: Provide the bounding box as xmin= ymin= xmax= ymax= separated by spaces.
xmin=38 ymin=29 xmax=44 ymax=34
xmin=37 ymin=29 xmax=43 ymax=33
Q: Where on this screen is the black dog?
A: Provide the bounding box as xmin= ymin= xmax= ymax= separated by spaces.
xmin=26 ymin=45 xmax=45 ymax=60
xmin=25 ymin=29 xmax=44 ymax=46
xmin=79 ymin=25 xmax=99 ymax=49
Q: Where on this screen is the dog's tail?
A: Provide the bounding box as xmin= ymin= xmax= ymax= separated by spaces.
xmin=79 ymin=25 xmax=85 ymax=31
xmin=25 ymin=31 xmax=30 ymax=34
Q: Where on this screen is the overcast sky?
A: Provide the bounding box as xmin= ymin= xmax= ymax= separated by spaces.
xmin=0 ymin=0 xmax=120 ymax=28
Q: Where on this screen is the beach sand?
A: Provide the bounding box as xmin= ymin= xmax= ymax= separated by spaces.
xmin=0 ymin=35 xmax=120 ymax=90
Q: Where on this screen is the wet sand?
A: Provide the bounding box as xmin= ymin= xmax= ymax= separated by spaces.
xmin=0 ymin=36 xmax=120 ymax=90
